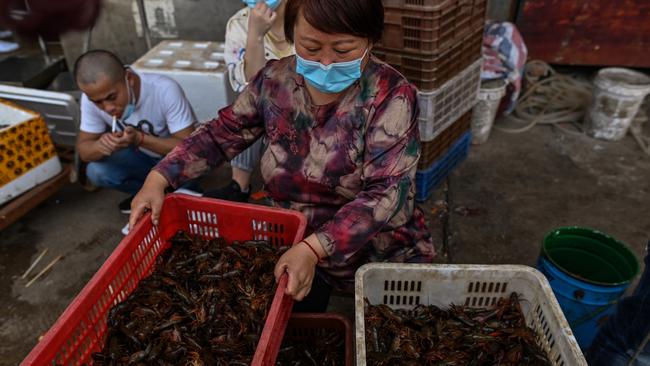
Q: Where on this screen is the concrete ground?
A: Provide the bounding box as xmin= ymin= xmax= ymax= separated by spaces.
xmin=1 ymin=124 xmax=649 ymax=364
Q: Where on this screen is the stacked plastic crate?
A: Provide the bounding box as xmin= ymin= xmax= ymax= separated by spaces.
xmin=375 ymin=0 xmax=486 ymax=201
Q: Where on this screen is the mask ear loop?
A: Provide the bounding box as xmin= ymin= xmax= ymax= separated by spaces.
xmin=125 ymin=70 xmax=134 ymax=107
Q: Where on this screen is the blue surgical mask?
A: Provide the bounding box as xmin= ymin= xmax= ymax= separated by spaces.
xmin=242 ymin=0 xmax=281 ymax=10
xmin=296 ymin=49 xmax=368 ymax=94
xmin=122 ymin=73 xmax=136 ymax=121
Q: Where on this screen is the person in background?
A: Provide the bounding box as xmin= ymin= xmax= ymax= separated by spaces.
xmin=129 ymin=0 xmax=434 ymax=312
xmin=586 ymin=241 xmax=650 ymax=366
xmin=75 ymin=50 xmax=197 ymax=213
xmin=207 ymin=0 xmax=294 ymax=202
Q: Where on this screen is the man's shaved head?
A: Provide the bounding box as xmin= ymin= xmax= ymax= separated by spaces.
xmin=74 ymin=50 xmax=126 ymax=85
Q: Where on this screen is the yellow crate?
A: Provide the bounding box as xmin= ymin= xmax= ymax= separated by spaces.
xmin=0 ymin=99 xmax=61 ymax=204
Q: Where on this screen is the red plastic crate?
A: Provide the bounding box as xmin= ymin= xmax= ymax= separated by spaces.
xmin=378 ymin=0 xmax=486 ymax=55
xmin=374 ymin=27 xmax=482 ymax=90
xmin=380 ymin=6 xmax=456 ymax=54
xmin=382 ymin=0 xmax=454 ymax=12
xmin=21 ymin=194 xmax=307 ymax=366
xmin=280 ymin=313 xmax=354 ymax=366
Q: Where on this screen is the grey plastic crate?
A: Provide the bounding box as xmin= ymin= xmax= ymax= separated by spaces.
xmin=0 ymin=85 xmax=79 ymax=147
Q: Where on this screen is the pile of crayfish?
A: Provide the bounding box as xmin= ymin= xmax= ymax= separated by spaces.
xmin=91 ymin=231 xmax=344 ymax=365
xmin=365 ymin=293 xmax=552 ymax=365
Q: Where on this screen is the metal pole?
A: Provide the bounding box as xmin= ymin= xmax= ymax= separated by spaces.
xmin=84 ymin=26 xmax=93 ymax=54
xmin=136 ymin=0 xmax=153 ymax=50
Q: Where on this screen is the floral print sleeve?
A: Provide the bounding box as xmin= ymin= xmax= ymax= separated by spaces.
xmin=153 ymin=71 xmax=265 ymax=187
xmin=224 ymin=8 xmax=296 ymax=93
xmin=224 ymin=8 xmax=249 ymax=93
xmin=314 ymin=84 xmax=420 ymax=265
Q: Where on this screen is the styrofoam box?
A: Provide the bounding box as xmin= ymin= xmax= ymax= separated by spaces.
xmin=418 ymin=58 xmax=482 ymax=141
xmin=355 ymin=264 xmax=587 ymax=366
xmin=0 ymin=101 xmax=62 ymax=205
xmin=132 ymin=41 xmax=236 ymax=123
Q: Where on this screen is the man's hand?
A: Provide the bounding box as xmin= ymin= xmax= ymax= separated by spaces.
xmin=113 ymin=126 xmax=141 ymax=149
xmin=95 ymin=133 xmax=119 ymax=156
xmin=248 ymin=2 xmax=276 ymax=40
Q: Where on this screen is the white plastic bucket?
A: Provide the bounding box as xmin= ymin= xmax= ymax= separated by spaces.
xmin=584 ymin=68 xmax=650 ymax=141
xmin=470 ymin=79 xmax=507 ymax=144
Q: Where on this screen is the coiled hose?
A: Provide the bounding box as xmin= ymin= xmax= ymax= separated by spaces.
xmin=494 ymin=60 xmax=593 ymax=134
xmin=495 ymin=60 xmax=650 ymax=156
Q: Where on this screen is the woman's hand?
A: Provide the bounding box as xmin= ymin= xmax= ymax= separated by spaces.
xmin=248 ymin=2 xmax=276 ymax=40
xmin=274 ymin=241 xmax=320 ymax=301
xmin=129 ymin=171 xmax=169 ymax=229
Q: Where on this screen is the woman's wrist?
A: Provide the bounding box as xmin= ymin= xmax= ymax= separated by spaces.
xmin=146 ymin=170 xmax=170 ymax=192
xmin=299 ymin=240 xmax=322 ymax=264
xmin=246 ymin=31 xmax=266 ymax=49
xmin=300 ymin=235 xmax=328 ymax=261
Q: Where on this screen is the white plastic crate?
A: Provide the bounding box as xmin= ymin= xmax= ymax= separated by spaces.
xmin=132 ymin=41 xmax=236 ymax=123
xmin=355 ymin=264 xmax=587 ymax=366
xmin=418 ymin=58 xmax=482 ymax=141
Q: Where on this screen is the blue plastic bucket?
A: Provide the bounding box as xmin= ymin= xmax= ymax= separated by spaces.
xmin=537 ymin=227 xmax=639 ymax=350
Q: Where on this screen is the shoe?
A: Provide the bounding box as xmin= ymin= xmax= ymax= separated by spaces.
xmin=204 ymin=180 xmax=250 ymax=203
xmin=119 ymin=195 xmax=134 ymax=214
xmin=121 ymin=222 xmax=130 ymax=236
xmin=174 ymin=188 xmax=203 ymax=197
xmin=0 ymin=40 xmax=19 ymax=53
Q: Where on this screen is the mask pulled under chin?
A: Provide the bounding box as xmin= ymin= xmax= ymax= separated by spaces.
xmin=122 ymin=73 xmax=136 ymax=121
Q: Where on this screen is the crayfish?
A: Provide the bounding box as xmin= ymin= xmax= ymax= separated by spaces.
xmin=92 ymin=231 xmax=346 ymax=365
xmin=364 ymin=293 xmax=551 ymax=365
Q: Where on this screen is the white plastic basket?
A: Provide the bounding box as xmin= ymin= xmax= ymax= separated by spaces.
xmin=418 ymin=58 xmax=482 ymax=142
xmin=354 ymin=264 xmax=587 ymax=366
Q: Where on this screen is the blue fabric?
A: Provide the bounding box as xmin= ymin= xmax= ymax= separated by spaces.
xmin=587 ymin=243 xmax=650 ymax=366
xmin=241 ymin=0 xmax=281 ymax=10
xmin=86 ymin=148 xmax=160 ymax=195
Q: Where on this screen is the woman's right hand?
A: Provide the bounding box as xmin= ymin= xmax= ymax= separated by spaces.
xmin=129 ymin=171 xmax=169 ymax=229
xmin=248 ymin=2 xmax=276 ymax=39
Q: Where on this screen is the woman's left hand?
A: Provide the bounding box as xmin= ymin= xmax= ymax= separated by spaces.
xmin=274 ymin=242 xmax=319 ymax=301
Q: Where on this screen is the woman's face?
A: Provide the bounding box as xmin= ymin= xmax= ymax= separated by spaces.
xmin=293 ymin=12 xmax=370 ymax=67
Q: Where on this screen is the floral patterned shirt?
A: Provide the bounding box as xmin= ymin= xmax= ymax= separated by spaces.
xmin=225 ymin=7 xmax=295 ymax=93
xmin=154 ymin=55 xmax=435 ymax=291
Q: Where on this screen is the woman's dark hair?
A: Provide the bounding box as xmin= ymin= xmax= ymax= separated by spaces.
xmin=284 ymin=0 xmax=384 ymax=43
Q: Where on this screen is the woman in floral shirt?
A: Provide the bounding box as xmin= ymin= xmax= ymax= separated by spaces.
xmin=130 ymin=0 xmax=434 ymax=311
